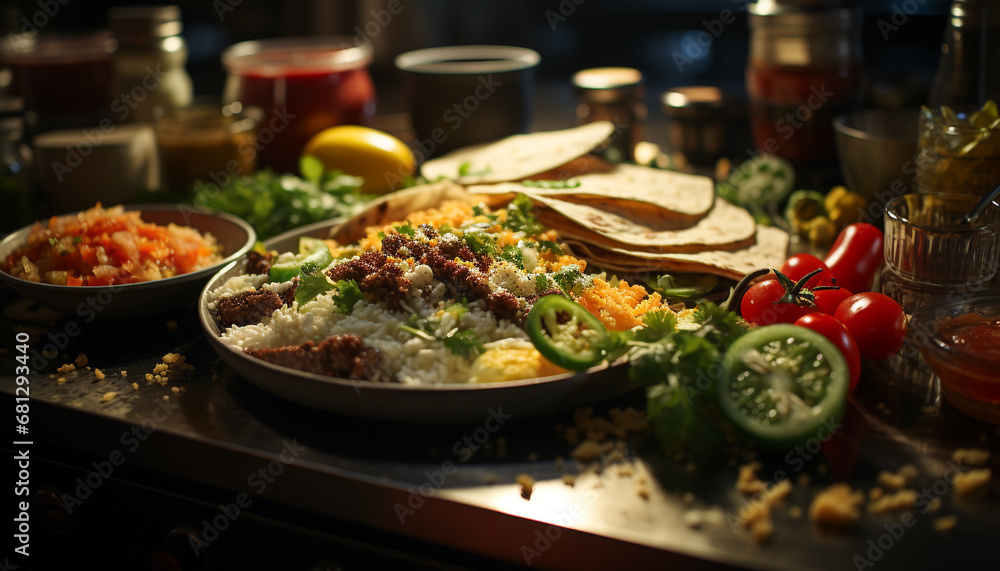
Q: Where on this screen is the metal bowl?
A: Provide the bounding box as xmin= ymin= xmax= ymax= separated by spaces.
xmin=833 ymin=108 xmax=919 ymax=209
xmin=0 ymin=204 xmax=255 ymax=318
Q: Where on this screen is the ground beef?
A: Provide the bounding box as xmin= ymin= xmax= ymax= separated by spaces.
xmin=213 ymin=282 xmax=296 ymax=329
xmin=325 ymin=250 xmax=411 ymax=311
xmin=380 ymin=233 xmax=523 ymax=323
xmin=418 ymin=224 xmax=438 ymax=239
xmin=243 ymin=250 xmax=270 ymax=275
xmin=246 ymin=334 xmax=395 ymax=382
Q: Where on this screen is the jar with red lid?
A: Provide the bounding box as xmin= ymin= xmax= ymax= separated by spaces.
xmin=221 ymin=36 xmax=376 ymax=175
xmin=746 ymin=1 xmax=863 ymax=166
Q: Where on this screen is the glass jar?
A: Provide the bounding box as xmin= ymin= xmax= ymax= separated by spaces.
xmin=0 ymin=97 xmax=34 ymax=233
xmin=109 ymin=5 xmax=194 ymax=124
xmin=572 ymin=67 xmax=645 ymax=162
xmin=879 ymin=193 xmax=1000 ymax=315
xmin=928 ymin=0 xmax=1000 ymax=108
xmin=914 ymin=106 xmax=1000 ymax=196
xmin=221 ymin=36 xmax=376 ymax=174
xmin=153 ymin=103 xmax=263 ymax=193
xmin=746 ymin=1 xmax=863 ymax=165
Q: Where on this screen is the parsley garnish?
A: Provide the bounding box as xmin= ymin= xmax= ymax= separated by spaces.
xmin=463 ymin=231 xmax=497 ymax=256
xmin=551 ymin=265 xmax=591 ymax=296
xmin=396 ymin=223 xmax=416 ymax=238
xmin=499 ymin=245 xmax=524 ymax=269
xmin=502 ymin=194 xmax=545 ymax=236
xmin=330 ymin=279 xmax=365 ymax=315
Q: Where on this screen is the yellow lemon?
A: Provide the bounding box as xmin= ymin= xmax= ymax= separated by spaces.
xmin=301 ymin=125 xmax=415 ymax=193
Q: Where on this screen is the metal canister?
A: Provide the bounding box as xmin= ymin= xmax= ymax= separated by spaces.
xmin=572 ymin=67 xmax=645 ymax=162
xmin=746 ymin=0 xmax=863 ymax=165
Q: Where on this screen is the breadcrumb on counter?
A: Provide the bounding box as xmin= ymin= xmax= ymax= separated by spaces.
xmin=952 ymin=448 xmax=991 ymax=467
xmin=809 ymin=483 xmax=864 ymax=527
xmin=517 ymin=473 xmax=535 ymax=500
xmin=953 ymin=468 xmax=991 ymax=495
xmin=933 ymin=515 xmax=957 ymax=533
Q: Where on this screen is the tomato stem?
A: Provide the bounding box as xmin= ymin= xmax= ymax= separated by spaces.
xmin=723 ymin=268 xmax=772 ymax=317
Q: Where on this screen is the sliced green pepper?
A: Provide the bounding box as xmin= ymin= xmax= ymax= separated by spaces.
xmin=525 ymin=295 xmax=611 ymax=371
xmin=269 ymin=236 xmax=334 ymax=283
xmin=644 ymin=273 xmax=718 ymax=300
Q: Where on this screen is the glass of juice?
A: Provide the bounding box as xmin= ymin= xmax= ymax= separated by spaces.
xmin=915 ymin=103 xmax=1000 ymax=196
xmin=221 ymin=36 xmax=376 ymax=174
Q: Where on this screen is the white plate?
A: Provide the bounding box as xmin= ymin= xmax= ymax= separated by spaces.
xmin=197 ymin=221 xmax=636 ymax=423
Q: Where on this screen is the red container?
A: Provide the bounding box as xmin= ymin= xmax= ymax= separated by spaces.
xmin=221 ymin=36 xmax=376 ymax=174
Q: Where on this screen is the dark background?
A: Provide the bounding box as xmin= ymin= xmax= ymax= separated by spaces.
xmin=1 ymin=0 xmax=951 ymax=116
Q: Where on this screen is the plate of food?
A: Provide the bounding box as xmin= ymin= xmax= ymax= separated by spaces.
xmin=0 ymin=203 xmax=256 ymax=318
xmin=198 ymin=124 xmax=790 ymax=422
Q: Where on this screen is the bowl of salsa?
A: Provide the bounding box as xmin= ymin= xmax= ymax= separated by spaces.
xmin=912 ymin=292 xmax=1000 ymax=424
xmin=221 ymin=36 xmax=376 ymax=175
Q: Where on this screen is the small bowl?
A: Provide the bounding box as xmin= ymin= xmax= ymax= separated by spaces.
xmin=833 ymin=109 xmax=919 ymax=210
xmin=0 ymin=204 xmax=255 ymax=318
xmin=911 ymin=292 xmax=1000 ymax=424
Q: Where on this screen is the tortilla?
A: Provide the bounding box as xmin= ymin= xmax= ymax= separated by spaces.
xmin=330 ymin=180 xmax=471 ymax=244
xmin=531 ymin=195 xmax=757 ymax=253
xmin=468 ymin=163 xmax=715 ymax=223
xmin=419 ymin=121 xmax=615 ymax=184
xmin=564 ymin=226 xmax=789 ymax=281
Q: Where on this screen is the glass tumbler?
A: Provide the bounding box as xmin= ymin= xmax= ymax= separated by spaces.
xmin=915 ymin=107 xmax=1000 ymax=195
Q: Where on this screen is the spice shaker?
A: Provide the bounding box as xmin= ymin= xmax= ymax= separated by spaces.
xmin=572 ymin=67 xmax=645 ymax=162
xmin=109 ymin=5 xmax=193 ymax=124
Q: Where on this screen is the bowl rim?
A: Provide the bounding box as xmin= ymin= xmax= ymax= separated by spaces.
xmin=832 ymin=108 xmax=920 ymax=143
xmin=0 ymin=203 xmax=256 ymax=293
xmin=394 ymin=45 xmax=541 ymax=75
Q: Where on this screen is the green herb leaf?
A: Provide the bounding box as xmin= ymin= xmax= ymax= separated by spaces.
xmin=551 ymin=264 xmax=591 ymax=296
xmin=635 ymin=310 xmax=677 ymax=342
xmin=536 ymin=240 xmax=563 ymax=254
xmin=536 ymin=274 xmax=549 ymax=292
xmin=396 ymin=223 xmax=416 ymax=238
xmin=521 ymin=179 xmax=581 ymax=189
xmin=463 ymin=231 xmax=497 ymax=256
xmin=330 ymin=279 xmax=365 ymax=315
xmin=502 ymin=194 xmax=546 ymax=236
xmin=295 ymin=271 xmax=336 ymax=309
xmin=441 ymin=328 xmax=485 ymax=360
xmin=499 ymin=244 xmax=524 ymax=269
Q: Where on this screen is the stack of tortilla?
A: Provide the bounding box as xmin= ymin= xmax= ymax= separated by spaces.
xmin=418 ymin=122 xmax=789 ymax=281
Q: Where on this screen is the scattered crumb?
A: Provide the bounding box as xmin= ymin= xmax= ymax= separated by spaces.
xmin=953 ymin=468 xmax=991 ymax=495
xmin=927 ymin=497 xmax=942 ymax=513
xmin=789 ymin=506 xmax=803 ymax=519
xmin=94 ymin=369 xmax=105 ymax=380
xmin=877 ymin=465 xmax=917 ymax=490
xmin=809 ymin=483 xmax=864 ymax=527
xmin=749 ymin=518 xmax=774 ymax=544
xmin=74 ymin=353 xmax=88 ymax=367
xmin=637 ymin=487 xmax=650 ymax=500
xmin=869 ymin=490 xmax=917 ymax=513
xmin=162 ymin=395 xmax=170 ymax=402
xmin=517 ymin=473 xmax=535 ymax=500
xmin=570 ymin=439 xmax=614 ymax=463
xmin=166 ymin=319 xmax=178 ymax=332
xmin=145 ymin=373 xmax=154 ymax=381
xmin=56 ymin=377 xmax=66 ymax=384
xmin=56 ymin=363 xmax=75 ymax=373
xmin=617 ymin=464 xmax=634 ymax=477
xmin=952 ymin=448 xmax=991 ymax=467
xmin=933 ymin=515 xmax=957 ymax=533
xmin=561 ymin=474 xmax=576 ymax=487
xmin=121 ymin=370 xmax=127 ymax=377
xmin=132 ymin=382 xmax=139 ymax=391
xmin=170 ymin=387 xmax=180 ymax=394
xmin=102 ymin=391 xmax=116 ymax=402
xmin=737 ymin=462 xmax=767 ymax=495
xmin=869 ymin=487 xmax=884 ymax=501
xmin=739 ymin=479 xmax=792 ymax=526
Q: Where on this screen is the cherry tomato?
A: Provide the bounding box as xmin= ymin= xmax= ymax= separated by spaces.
xmin=794 ymin=313 xmax=862 ymax=392
xmin=834 ymin=292 xmax=907 ymax=360
xmin=823 ymin=223 xmax=884 ymax=294
xmin=740 ymin=278 xmax=815 ymax=325
xmin=813 ymin=286 xmax=853 ymax=315
xmin=781 ymin=253 xmax=837 ymax=288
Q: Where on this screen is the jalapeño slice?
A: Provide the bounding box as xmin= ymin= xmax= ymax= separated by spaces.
xmin=718 ymin=324 xmax=849 ymax=449
xmin=526 ymin=295 xmax=610 ymax=371
xmin=269 ymin=236 xmax=333 ymax=282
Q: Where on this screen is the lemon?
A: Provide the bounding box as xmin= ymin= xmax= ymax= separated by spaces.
xmin=301 ymin=125 xmax=415 ymax=193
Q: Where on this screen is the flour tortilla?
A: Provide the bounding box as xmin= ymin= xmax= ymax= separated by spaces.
xmin=468 ymin=163 xmax=715 ymax=223
xmin=532 ymin=194 xmax=757 ymax=253
xmin=329 ymin=180 xmax=471 ymax=244
xmin=419 ymin=121 xmax=615 ymax=185
xmin=564 ymin=226 xmax=789 ymax=281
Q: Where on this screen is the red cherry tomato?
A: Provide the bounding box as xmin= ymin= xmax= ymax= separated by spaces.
xmin=823 ymin=223 xmax=884 ymax=294
xmin=740 ymin=278 xmax=816 ymax=325
xmin=781 ymin=253 xmax=837 ymax=288
xmin=814 ymin=286 xmax=854 ymax=315
xmin=794 ymin=313 xmax=862 ymax=392
xmin=834 ymin=292 xmax=907 ymax=360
